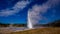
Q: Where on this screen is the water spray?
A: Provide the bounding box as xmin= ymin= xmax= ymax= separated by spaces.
xmin=27 ymin=11 xmax=33 ymax=29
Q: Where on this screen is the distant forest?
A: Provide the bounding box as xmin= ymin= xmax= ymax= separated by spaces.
xmin=0 ymin=20 xmax=60 ymax=27
xmin=34 ymin=20 xmax=60 ymax=27
xmin=45 ymin=20 xmax=60 ymax=27
xmin=0 ymin=23 xmax=27 ymax=27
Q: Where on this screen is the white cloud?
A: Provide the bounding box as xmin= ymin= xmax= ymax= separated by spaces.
xmin=28 ymin=0 xmax=60 ymax=25
xmin=0 ymin=0 xmax=30 ymax=16
xmin=0 ymin=9 xmax=19 ymax=16
xmin=13 ymin=0 xmax=29 ymax=10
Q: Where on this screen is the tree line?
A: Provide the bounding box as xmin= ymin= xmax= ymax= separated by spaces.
xmin=34 ymin=20 xmax=60 ymax=27
xmin=0 ymin=23 xmax=27 ymax=27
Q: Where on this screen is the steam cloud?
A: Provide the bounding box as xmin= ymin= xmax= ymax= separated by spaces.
xmin=28 ymin=0 xmax=60 ymax=26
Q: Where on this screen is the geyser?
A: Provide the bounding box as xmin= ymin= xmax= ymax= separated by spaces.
xmin=27 ymin=11 xmax=33 ymax=29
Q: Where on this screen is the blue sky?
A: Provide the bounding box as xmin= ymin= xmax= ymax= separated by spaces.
xmin=0 ymin=0 xmax=60 ymax=24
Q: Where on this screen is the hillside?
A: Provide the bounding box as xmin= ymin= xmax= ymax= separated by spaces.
xmin=11 ymin=27 xmax=60 ymax=34
xmin=45 ymin=20 xmax=60 ymax=27
xmin=34 ymin=20 xmax=60 ymax=27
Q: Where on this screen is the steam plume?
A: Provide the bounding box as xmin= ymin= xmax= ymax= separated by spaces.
xmin=27 ymin=0 xmax=60 ymax=28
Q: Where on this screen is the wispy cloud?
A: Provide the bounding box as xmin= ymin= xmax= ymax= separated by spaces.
xmin=28 ymin=0 xmax=60 ymax=25
xmin=13 ymin=0 xmax=29 ymax=10
xmin=0 ymin=0 xmax=30 ymax=16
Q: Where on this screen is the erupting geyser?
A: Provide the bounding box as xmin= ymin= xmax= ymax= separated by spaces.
xmin=27 ymin=12 xmax=33 ymax=29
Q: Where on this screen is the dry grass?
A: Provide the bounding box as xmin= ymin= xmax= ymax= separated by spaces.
xmin=11 ymin=27 xmax=60 ymax=34
xmin=0 ymin=28 xmax=13 ymax=34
